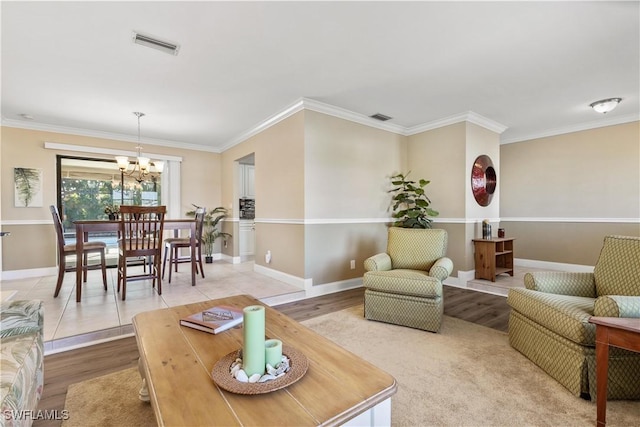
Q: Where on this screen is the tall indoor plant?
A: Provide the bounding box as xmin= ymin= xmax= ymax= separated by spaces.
xmin=187 ymin=204 xmax=232 ymax=263
xmin=388 ymin=172 xmax=439 ymax=228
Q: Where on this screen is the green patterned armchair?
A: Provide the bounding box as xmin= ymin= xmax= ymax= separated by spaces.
xmin=507 ymin=235 xmax=640 ymax=401
xmin=363 ymin=227 xmax=453 ymax=332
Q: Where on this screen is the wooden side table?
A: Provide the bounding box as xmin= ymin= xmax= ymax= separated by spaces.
xmin=472 ymin=238 xmax=515 ymax=281
xmin=589 ymin=317 xmax=640 ymax=427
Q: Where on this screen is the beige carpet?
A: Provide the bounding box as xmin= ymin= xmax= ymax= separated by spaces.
xmin=64 ymin=306 xmax=640 ymax=426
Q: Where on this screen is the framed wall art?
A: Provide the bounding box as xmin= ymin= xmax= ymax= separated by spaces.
xmin=14 ymin=167 xmax=43 ymax=208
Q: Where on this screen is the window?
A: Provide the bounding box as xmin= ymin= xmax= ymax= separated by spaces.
xmin=56 ymin=155 xmax=163 ymax=265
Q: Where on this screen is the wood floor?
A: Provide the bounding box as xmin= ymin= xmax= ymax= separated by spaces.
xmin=34 ymin=285 xmax=510 ymax=427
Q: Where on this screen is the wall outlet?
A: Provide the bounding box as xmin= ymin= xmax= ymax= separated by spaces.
xmin=266 ymin=250 xmax=272 ymax=264
xmin=350 ymin=259 xmax=356 ymax=270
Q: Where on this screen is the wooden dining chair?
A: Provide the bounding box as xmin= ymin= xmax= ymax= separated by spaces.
xmin=162 ymin=207 xmax=206 ymax=283
xmin=117 ymin=205 xmax=166 ymax=300
xmin=50 ymin=205 xmax=107 ymax=298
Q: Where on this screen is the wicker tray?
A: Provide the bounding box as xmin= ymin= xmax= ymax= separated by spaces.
xmin=211 ymin=344 xmax=308 ymax=394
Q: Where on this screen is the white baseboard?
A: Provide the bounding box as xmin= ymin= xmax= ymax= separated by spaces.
xmin=1 ymin=267 xmax=58 ymax=281
xmin=305 ymin=277 xmax=363 ymax=298
xmin=451 ymin=270 xmax=475 ymax=287
xmin=253 ymin=264 xmax=309 ymax=290
xmin=514 ymin=258 xmax=594 ymax=273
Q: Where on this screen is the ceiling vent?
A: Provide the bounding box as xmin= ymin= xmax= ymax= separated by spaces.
xmin=369 ymin=113 xmax=392 ymax=122
xmin=132 ymin=32 xmax=180 ymax=56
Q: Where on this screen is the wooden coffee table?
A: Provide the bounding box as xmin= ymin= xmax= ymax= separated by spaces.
xmin=133 ymin=294 xmax=397 ymax=426
xmin=589 ymin=316 xmax=640 ymax=427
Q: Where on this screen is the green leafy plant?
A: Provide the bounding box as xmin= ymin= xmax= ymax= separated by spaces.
xmin=187 ymin=204 xmax=232 ymax=258
xmin=388 ymin=172 xmax=439 ymax=229
xmin=103 ymin=204 xmax=120 ymax=215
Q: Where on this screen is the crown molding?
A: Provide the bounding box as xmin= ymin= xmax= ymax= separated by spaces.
xmin=500 ymin=113 xmax=640 ymax=144
xmin=0 ymin=117 xmax=218 ymax=153
xmin=219 ymin=98 xmax=306 ymax=152
xmin=405 ymin=111 xmax=508 ymax=136
xmin=301 ymin=98 xmax=407 ymax=135
xmin=222 ymin=99 xmax=509 ymax=150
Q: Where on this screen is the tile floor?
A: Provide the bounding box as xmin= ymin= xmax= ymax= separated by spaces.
xmin=1 ymin=260 xmax=304 ymax=354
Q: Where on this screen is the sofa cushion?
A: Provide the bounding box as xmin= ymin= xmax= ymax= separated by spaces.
xmin=507 ymin=288 xmax=595 ymax=346
xmin=364 ymin=269 xmax=441 ymax=298
xmin=0 ymin=300 xmax=44 ymax=425
xmin=593 ymin=235 xmax=640 ymax=297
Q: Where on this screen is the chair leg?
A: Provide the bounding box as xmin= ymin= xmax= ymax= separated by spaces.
xmin=167 ymin=246 xmax=174 ymax=284
xmin=117 ymin=255 xmax=124 ymax=297
xmin=100 ymin=249 xmax=107 ymax=291
xmin=162 ymin=245 xmax=168 ymax=279
xmin=121 ymin=258 xmax=127 ymax=301
xmin=197 ymin=245 xmax=205 ymax=279
xmin=83 ymin=253 xmax=88 ymax=282
xmin=155 ymin=255 xmax=162 ymax=295
xmin=54 ymin=257 xmax=65 ymax=297
xmin=174 ymin=247 xmax=179 ymax=273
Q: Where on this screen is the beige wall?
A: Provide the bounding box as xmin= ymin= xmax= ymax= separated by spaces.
xmin=303 ymin=111 xmax=405 ymax=285
xmin=500 ymin=121 xmax=640 ymax=265
xmin=220 ymin=111 xmax=305 ymax=273
xmin=407 ymin=123 xmax=466 ymax=219
xmin=406 ymin=122 xmax=502 ymax=274
xmin=304 ymin=110 xmax=406 ymax=219
xmin=1 ymin=126 xmax=221 ymax=271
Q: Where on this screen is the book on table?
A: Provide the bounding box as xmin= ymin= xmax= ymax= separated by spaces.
xmin=180 ymin=305 xmax=244 ymax=334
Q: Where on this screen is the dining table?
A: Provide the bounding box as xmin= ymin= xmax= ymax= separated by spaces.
xmin=73 ymin=218 xmax=197 ymax=302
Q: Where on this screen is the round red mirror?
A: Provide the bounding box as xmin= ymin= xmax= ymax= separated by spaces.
xmin=471 ymin=155 xmax=496 ymax=207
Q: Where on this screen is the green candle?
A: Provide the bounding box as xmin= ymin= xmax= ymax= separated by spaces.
xmin=242 ymin=305 xmax=265 ymax=376
xmin=265 ymin=339 xmax=282 ymax=368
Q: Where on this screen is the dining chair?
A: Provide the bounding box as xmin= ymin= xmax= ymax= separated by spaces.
xmin=117 ymin=205 xmax=166 ymax=301
xmin=162 ymin=207 xmax=206 ymax=283
xmin=50 ymin=205 xmax=107 ymax=298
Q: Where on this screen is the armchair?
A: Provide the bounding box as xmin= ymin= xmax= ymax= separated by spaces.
xmin=363 ymin=227 xmax=453 ymax=332
xmin=507 ymin=235 xmax=640 ymax=400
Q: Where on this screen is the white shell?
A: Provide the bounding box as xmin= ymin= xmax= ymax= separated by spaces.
xmin=258 ymin=374 xmax=277 ymax=383
xmin=248 ymin=373 xmax=261 ymax=383
xmin=235 ymin=369 xmax=248 ymax=382
xmin=230 ymin=364 xmax=240 ymax=376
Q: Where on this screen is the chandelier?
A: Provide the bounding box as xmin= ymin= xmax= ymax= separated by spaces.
xmin=115 ymin=112 xmax=164 ymax=183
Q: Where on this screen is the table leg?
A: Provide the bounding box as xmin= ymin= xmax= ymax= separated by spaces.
xmin=595 ymin=326 xmax=610 ymax=427
xmin=75 ymin=225 xmax=84 ymax=302
xmin=137 ymin=357 xmax=150 ymax=402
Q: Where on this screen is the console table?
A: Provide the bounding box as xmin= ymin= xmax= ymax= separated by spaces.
xmin=472 ymin=238 xmax=515 ymax=281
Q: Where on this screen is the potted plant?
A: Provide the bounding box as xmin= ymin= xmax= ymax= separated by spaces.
xmin=187 ymin=205 xmax=232 ymax=263
xmin=104 ymin=204 xmax=120 ymax=220
xmin=388 ymin=172 xmax=439 ymax=228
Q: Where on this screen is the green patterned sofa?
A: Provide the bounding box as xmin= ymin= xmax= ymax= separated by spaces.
xmin=1 ymin=300 xmax=44 ymax=427
xmin=363 ymin=227 xmax=453 ymax=332
xmin=507 ymin=235 xmax=640 ymax=401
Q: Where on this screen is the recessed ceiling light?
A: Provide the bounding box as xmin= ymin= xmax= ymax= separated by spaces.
xmin=370 ymin=113 xmax=392 ymax=121
xmin=132 ymin=31 xmax=180 ymax=56
xmin=589 ymin=98 xmax=622 ymax=114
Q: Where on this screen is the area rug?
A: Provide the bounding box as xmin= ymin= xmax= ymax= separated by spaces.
xmin=63 ymin=306 xmax=640 ymax=426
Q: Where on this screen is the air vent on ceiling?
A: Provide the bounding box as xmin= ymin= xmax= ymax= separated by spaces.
xmin=132 ymin=32 xmax=180 ymax=56
xmin=369 ymin=113 xmax=392 ymax=122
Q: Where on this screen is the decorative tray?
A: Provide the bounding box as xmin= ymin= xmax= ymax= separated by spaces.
xmin=211 ymin=344 xmax=308 ymax=395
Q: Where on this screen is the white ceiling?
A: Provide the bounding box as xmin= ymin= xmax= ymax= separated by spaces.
xmin=2 ymin=1 xmax=639 ymax=153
